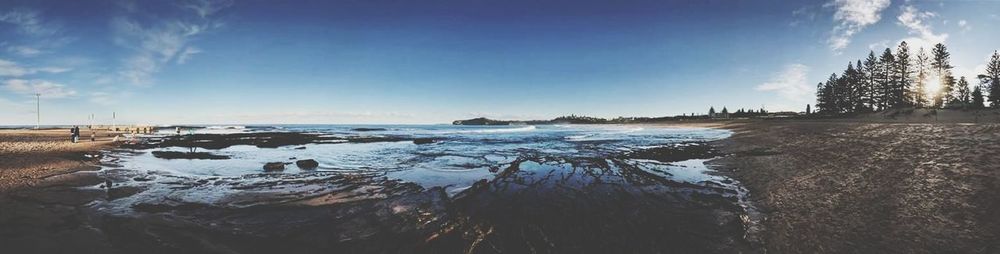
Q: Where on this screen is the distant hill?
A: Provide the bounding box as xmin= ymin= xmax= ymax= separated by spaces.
xmin=451 ymin=117 xmax=519 ymax=125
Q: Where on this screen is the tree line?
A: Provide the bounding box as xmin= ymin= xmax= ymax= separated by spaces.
xmin=815 ymin=41 xmax=1000 ymax=114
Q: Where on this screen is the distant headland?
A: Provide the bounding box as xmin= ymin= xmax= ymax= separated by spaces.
xmin=452 ymin=108 xmax=796 ymax=125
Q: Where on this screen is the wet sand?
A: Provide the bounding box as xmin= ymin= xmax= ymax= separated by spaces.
xmin=708 ymin=120 xmax=1000 ymax=253
xmin=0 ymin=129 xmax=114 ymax=192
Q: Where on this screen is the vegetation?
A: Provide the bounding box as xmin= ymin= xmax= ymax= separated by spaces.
xmin=815 ymin=42 xmax=1000 ymax=113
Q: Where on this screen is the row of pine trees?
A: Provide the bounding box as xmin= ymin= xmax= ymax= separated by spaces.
xmin=815 ymin=41 xmax=1000 ymax=114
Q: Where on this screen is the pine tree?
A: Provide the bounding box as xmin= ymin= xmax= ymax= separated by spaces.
xmin=840 ymin=63 xmax=858 ymax=112
xmin=853 ymin=60 xmax=867 ymax=112
xmin=972 ymin=84 xmax=985 ymax=109
xmin=876 ymin=48 xmax=896 ymax=110
xmin=817 ymin=74 xmax=839 ymax=113
xmin=931 ymin=43 xmax=954 ymax=108
xmin=862 ymin=51 xmax=879 ymax=110
xmin=894 ymin=41 xmax=912 ymax=107
xmin=708 ymin=107 xmax=716 ymax=117
xmin=816 ymin=82 xmax=829 ymax=113
xmin=982 ymin=50 xmax=1000 ymax=108
xmin=913 ymin=48 xmax=930 ymax=107
xmin=956 ymin=76 xmax=971 ymax=108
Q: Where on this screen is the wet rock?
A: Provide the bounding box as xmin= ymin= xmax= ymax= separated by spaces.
xmin=351 ymin=128 xmax=387 ymax=132
xmin=413 ymin=138 xmax=435 ymax=145
xmin=263 ymin=162 xmax=285 ymax=171
xmin=151 ymin=151 xmax=230 ymax=160
xmin=107 ymin=186 xmax=142 ymax=200
xmin=296 ymin=159 xmax=319 ymax=169
xmin=622 ymin=142 xmax=719 ymax=162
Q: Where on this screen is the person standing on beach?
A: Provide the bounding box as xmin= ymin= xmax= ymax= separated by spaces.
xmin=70 ymin=126 xmax=79 ymax=143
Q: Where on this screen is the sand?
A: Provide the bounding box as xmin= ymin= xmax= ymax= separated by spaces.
xmin=0 ymin=128 xmax=115 ymax=192
xmin=708 ymin=120 xmax=1000 ymax=253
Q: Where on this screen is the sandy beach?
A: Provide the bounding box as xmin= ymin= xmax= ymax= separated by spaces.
xmin=708 ymin=119 xmax=1000 ymax=253
xmin=0 ymin=128 xmax=115 ymax=192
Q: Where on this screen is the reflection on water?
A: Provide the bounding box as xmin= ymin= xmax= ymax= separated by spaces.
xmin=88 ymin=124 xmax=763 ymax=252
xmin=108 ymin=125 xmax=732 ymax=198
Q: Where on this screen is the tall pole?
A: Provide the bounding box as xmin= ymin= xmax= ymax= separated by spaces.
xmin=35 ymin=93 xmax=40 ymax=129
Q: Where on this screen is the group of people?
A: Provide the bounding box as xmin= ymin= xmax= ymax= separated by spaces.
xmin=69 ymin=126 xmax=81 ymax=143
xmin=69 ymin=126 xmax=96 ymax=143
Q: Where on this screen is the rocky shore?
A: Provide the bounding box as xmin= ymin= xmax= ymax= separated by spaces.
xmin=1 ymin=127 xmax=754 ymax=253
xmin=5 ymin=119 xmax=995 ymax=253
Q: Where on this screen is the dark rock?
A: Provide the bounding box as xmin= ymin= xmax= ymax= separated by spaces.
xmin=296 ymin=159 xmax=319 ymax=169
xmin=263 ymin=162 xmax=285 ymax=171
xmin=351 ymin=128 xmax=387 ymax=132
xmin=152 ymin=151 xmax=230 ymax=160
xmin=413 ymin=138 xmax=435 ymax=145
xmin=107 ymin=186 xmax=143 ymax=200
xmin=621 ymin=142 xmax=719 ymax=162
xmin=295 ymin=146 xmax=307 ymax=150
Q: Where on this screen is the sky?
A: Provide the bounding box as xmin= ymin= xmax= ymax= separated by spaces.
xmin=1 ymin=0 xmax=998 ymax=125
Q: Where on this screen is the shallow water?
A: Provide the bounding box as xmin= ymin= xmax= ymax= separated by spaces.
xmin=89 ymin=124 xmax=759 ymax=252
xmin=107 ymin=125 xmax=732 ymax=196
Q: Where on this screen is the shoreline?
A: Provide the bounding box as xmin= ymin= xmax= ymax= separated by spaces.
xmin=3 ymin=121 xmax=998 ymax=252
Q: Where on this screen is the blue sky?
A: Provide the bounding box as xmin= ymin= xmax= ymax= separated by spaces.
xmin=1 ymin=0 xmax=998 ymax=125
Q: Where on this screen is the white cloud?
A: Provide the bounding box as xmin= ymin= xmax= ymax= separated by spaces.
xmin=0 ymin=59 xmax=30 ymax=77
xmin=755 ymin=64 xmax=812 ymax=101
xmin=868 ymin=39 xmax=890 ymax=51
xmin=176 ymin=46 xmax=202 ymax=64
xmin=0 ymin=8 xmax=59 ymax=37
xmin=112 ymin=0 xmax=231 ymax=86
xmin=181 ymin=0 xmax=234 ymax=18
xmin=827 ymin=0 xmax=892 ymax=52
xmin=3 ymin=79 xmax=76 ymax=98
xmin=0 ymin=59 xmax=70 ymax=77
xmin=897 ymin=5 xmax=948 ymax=51
xmin=6 ymin=45 xmax=44 ymax=56
xmin=957 ymin=19 xmax=970 ymax=32
xmin=953 ymin=54 xmax=992 ymax=82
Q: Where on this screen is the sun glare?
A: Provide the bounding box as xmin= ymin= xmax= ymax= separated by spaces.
xmin=924 ymin=76 xmax=941 ymax=100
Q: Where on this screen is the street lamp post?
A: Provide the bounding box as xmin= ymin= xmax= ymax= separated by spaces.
xmin=35 ymin=93 xmax=40 ymax=129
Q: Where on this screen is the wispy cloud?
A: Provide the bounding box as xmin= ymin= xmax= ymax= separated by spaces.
xmin=957 ymin=19 xmax=970 ymax=33
xmin=0 ymin=59 xmax=70 ymax=77
xmin=0 ymin=8 xmax=59 ymax=37
xmin=3 ymin=79 xmax=77 ymax=98
xmin=755 ymin=64 xmax=812 ymax=101
xmin=112 ymin=0 xmax=232 ymax=86
xmin=176 ymin=46 xmax=202 ymax=64
xmin=896 ymin=5 xmax=947 ymax=51
xmin=790 ymin=5 xmax=819 ymax=27
xmin=6 ymin=45 xmax=44 ymax=57
xmin=826 ymin=0 xmax=892 ymax=52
